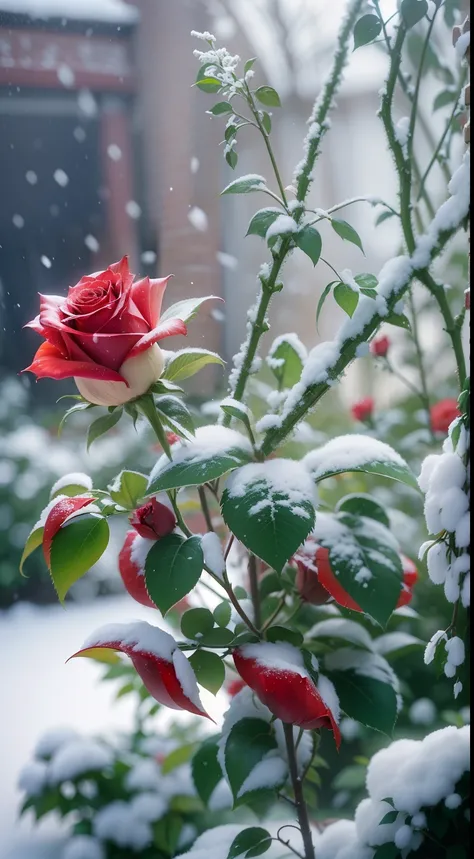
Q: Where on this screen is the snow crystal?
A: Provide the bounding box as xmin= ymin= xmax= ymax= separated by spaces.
xmin=50 ymin=472 xmax=92 ymax=497
xmin=125 ymin=200 xmax=142 ymax=219
xmin=265 ymin=214 xmax=298 ymax=241
xmin=409 ymin=698 xmax=436 ymax=726
xmin=303 ymin=434 xmax=406 ymax=481
xmin=54 ymin=168 xmax=69 ymax=187
xmin=85 ymin=234 xmax=100 ymax=253
xmin=107 ymin=144 xmax=122 ymax=161
xmin=49 ymin=739 xmax=113 ymax=784
xmin=94 ymin=801 xmax=153 ymax=850
xmin=41 ymin=255 xmax=52 ymax=269
xmin=18 ymin=760 xmax=48 ymax=796
xmin=62 ymin=835 xmax=104 ymax=859
xmin=12 ymin=214 xmax=24 ymax=229
xmin=201 ymin=532 xmax=225 ymax=578
xmin=188 ymin=206 xmax=208 ymax=232
xmin=130 ymin=534 xmax=155 ymax=574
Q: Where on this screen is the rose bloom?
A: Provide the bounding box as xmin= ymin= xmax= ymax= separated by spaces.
xmin=430 ymin=399 xmax=461 ymax=434
xmin=23 ymin=256 xmax=186 ymax=406
xmin=130 ymin=497 xmax=176 ymax=541
xmin=351 ymin=397 xmax=374 ymax=422
xmin=370 ymin=335 xmax=390 ymax=357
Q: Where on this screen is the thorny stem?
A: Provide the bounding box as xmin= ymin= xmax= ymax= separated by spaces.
xmin=283 ymin=723 xmax=316 ymax=859
xmin=417 ymin=269 xmax=467 ymax=388
xmin=223 ymin=0 xmax=365 ymax=418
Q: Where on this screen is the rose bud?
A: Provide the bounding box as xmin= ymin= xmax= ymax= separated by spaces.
xmin=130 ymin=497 xmax=176 ymax=541
xmin=370 ymin=336 xmax=390 ymax=358
xmin=233 ymin=641 xmax=341 ymax=746
xmin=293 ymin=542 xmax=332 ymax=606
xmin=396 ymin=554 xmax=418 ymax=608
xmin=430 ymin=399 xmax=461 ymax=434
xmin=23 ymin=256 xmax=187 ymax=406
xmin=69 ymin=621 xmax=210 ymax=718
xmin=351 ymin=397 xmax=374 ymax=422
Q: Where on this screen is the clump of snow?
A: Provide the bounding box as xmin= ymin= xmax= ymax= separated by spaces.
xmin=62 ymin=835 xmax=105 ymax=859
xmin=201 ymin=532 xmax=225 ymax=579
xmin=18 ymin=760 xmax=48 ymax=796
xmin=394 ymin=116 xmax=410 ymax=151
xmin=303 ymin=434 xmax=407 ymax=481
xmin=94 ymin=800 xmax=152 ymax=851
xmin=265 ymin=214 xmax=298 ymax=242
xmin=50 ymin=472 xmax=92 ymax=497
xmin=130 ymin=534 xmax=155 ymax=574
xmin=81 ymin=620 xmax=177 ymax=662
xmin=48 ymin=739 xmax=113 ymax=784
xmin=188 ymin=206 xmax=209 ymax=232
xmin=226 ymin=458 xmax=316 ymax=521
xmin=409 ymin=698 xmax=436 ymax=726
xmin=35 ymin=727 xmax=79 ymax=759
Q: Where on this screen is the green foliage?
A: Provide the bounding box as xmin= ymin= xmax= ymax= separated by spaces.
xmin=145 ymin=534 xmax=203 ymax=614
xmin=295 ymin=225 xmax=323 ymax=265
xmin=353 ymin=14 xmax=382 ymax=50
xmin=50 ymin=514 xmax=109 ymax=603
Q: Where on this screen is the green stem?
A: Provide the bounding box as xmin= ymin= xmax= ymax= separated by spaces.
xmin=406 ymin=290 xmax=435 ymax=437
xmin=245 ymin=82 xmax=288 ymax=207
xmin=198 ymin=486 xmax=215 ymax=532
xmin=417 ymin=270 xmax=467 ymax=388
xmin=283 ymin=723 xmax=316 ymax=859
xmin=418 ymin=81 xmax=465 ymax=202
xmin=248 ymin=554 xmax=262 ymax=630
xmin=138 ymin=395 xmax=172 ymax=459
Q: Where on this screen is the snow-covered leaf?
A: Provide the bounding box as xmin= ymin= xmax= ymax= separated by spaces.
xmin=155 ymin=395 xmax=195 ymax=440
xmin=195 ymin=64 xmax=222 ymax=93
xmin=160 ymin=295 xmax=218 ymax=324
xmin=354 ymin=273 xmax=378 ymax=291
xmin=303 ymin=435 xmax=419 ymax=490
xmin=307 ymin=618 xmax=374 ymax=651
xmin=147 ymin=426 xmax=253 ymax=493
xmin=353 ymin=14 xmax=382 ymax=49
xmin=50 ymin=514 xmax=110 ymax=603
xmin=220 ymin=398 xmax=253 ymax=435
xmin=267 ymin=334 xmax=306 ymax=389
xmin=374 ymin=632 xmax=425 ymax=660
xmin=164 ymin=348 xmax=224 ymax=382
xmin=221 ymin=460 xmax=316 ymax=572
xmin=246 ymin=208 xmax=281 ymax=238
xmin=324 ymin=649 xmax=399 ymax=735
xmin=224 ymin=718 xmax=281 ymax=804
xmin=331 ymin=218 xmax=364 ymax=254
xmin=145 ymin=534 xmax=203 ymax=615
xmin=108 ymin=470 xmax=147 ymax=509
xmin=296 ymin=225 xmax=322 ymax=266
xmin=222 ymin=175 xmax=268 ymax=196
xmin=334 ymin=282 xmax=359 ymax=317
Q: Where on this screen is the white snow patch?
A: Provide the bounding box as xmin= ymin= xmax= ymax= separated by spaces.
xmin=201 ymin=532 xmax=225 ymax=579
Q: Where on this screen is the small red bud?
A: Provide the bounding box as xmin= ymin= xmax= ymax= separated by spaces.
xmin=351 ymin=397 xmax=375 ymax=422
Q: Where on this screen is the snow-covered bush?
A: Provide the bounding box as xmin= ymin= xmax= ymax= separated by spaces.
xmin=17 ymin=1 xmax=470 ymax=858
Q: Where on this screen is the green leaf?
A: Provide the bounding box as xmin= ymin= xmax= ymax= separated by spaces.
xmin=401 ymin=0 xmax=428 ymax=29
xmin=334 ymin=282 xmax=359 ymax=317
xmin=19 ymin=525 xmax=44 ymax=575
xmin=221 ymin=460 xmax=315 ymax=573
xmin=164 ymin=348 xmax=224 ymax=382
xmin=220 ymin=400 xmax=253 ymax=435
xmin=385 ymin=312 xmax=411 ymax=330
xmin=336 ymin=493 xmax=390 ymax=528
xmin=379 ymin=810 xmax=399 ymax=825
xmin=161 ymin=743 xmax=197 ymax=775
xmin=196 ymin=77 xmax=222 ymax=94
xmin=255 ymin=86 xmax=281 ymax=107
xmin=373 ymin=845 xmax=399 ymax=859
xmin=226 ymin=149 xmax=238 ymax=169
xmin=246 ymin=207 xmax=282 ymax=238
xmin=225 ymin=124 xmax=237 ymax=142
xmin=200 ymin=627 xmax=235 ymax=647
xmin=353 ymin=14 xmax=382 ymax=50
xmin=145 ymin=534 xmax=203 ymax=615
xmin=304 ymin=435 xmax=419 ymax=490
xmin=86 ymin=408 xmax=122 ymax=451
xmin=181 ymin=607 xmax=215 ymax=640
xmin=354 ymin=273 xmax=378 ymax=291
xmin=108 ymin=470 xmax=147 ymax=509
xmin=322 ymin=512 xmax=403 ymax=627
xmin=228 ymin=827 xmax=272 ymax=858
xmin=153 ymin=814 xmax=183 ymax=855
xmin=58 ymin=402 xmax=94 ymax=436
xmin=373 ymin=632 xmax=425 ymax=660
xmin=259 ymin=572 xmax=282 ymax=599
xmin=189 ymin=650 xmax=225 ymax=694
xmin=267 ymin=336 xmax=305 ymax=389
xmin=160 ymin=295 xmax=219 ymax=325
xmin=154 ymin=395 xmax=195 ymax=440
xmin=50 ymin=514 xmax=110 ymax=603
xmin=147 ymin=430 xmax=253 ymax=493
xmin=331 ymin=218 xmax=364 ymax=254
xmin=266 ymin=626 xmax=304 ymax=646
xmin=214 ymin=601 xmax=232 ymax=627
xmin=326 ymin=650 xmax=399 ymax=735
xmin=316 ymin=282 xmax=336 ymax=329
xmin=296 ymin=225 xmax=322 ymax=266
xmin=375 ymin=210 xmax=396 ymax=226
xmin=261 ymin=112 xmax=272 ymax=134
xmin=433 ymin=89 xmax=457 ymax=111
xmin=192 ymin=739 xmax=223 ymax=805
xmin=332 ymin=764 xmax=367 ymax=790
xmin=225 ymin=718 xmax=279 ymax=802
xmin=222 ymin=175 xmax=268 ymax=195
xmin=244 ymin=58 xmax=257 ymax=73
xmin=209 ymin=101 xmax=233 ymax=115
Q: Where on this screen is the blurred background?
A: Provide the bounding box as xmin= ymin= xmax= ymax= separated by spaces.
xmin=0 ymin=1 xmax=470 ymax=857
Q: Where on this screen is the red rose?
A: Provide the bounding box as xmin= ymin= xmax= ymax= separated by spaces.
xmin=370 ymin=336 xmax=390 ymax=357
xmin=130 ymin=497 xmax=176 ymax=541
xmin=430 ymin=399 xmax=461 ymax=434
xmin=24 ymin=256 xmax=186 ymax=406
xmin=351 ymin=397 xmax=374 ymax=422
xmin=70 ymin=620 xmax=210 ymax=718
xmin=233 ymin=642 xmax=341 ymax=746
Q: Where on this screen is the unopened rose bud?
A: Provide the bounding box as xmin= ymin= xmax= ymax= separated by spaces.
xmin=351 ymin=397 xmax=374 ymax=422
xmin=130 ymin=497 xmax=176 ymax=540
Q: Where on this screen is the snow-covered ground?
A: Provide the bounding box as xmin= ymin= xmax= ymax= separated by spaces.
xmin=0 ymin=595 xmax=226 ymax=859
